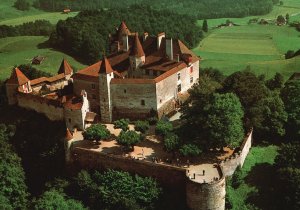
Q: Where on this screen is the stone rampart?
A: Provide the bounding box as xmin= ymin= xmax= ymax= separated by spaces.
xmin=220 ymin=130 xmax=253 ymax=177
xmin=186 ymin=166 xmax=226 ymax=210
xmin=17 ymin=93 xmax=64 ymax=121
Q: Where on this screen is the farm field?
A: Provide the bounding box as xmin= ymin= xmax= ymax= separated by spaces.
xmin=0 ymin=36 xmax=86 ymax=80
xmin=194 ymin=0 xmax=300 ymax=79
xmin=0 ymin=0 xmax=77 ymax=26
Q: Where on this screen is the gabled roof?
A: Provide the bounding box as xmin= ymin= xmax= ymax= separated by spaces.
xmin=58 ymin=59 xmax=73 ymax=75
xmin=118 ymin=21 xmax=130 ymax=36
xmin=130 ymin=33 xmax=145 ymax=57
xmin=65 ymin=128 xmax=73 ymax=141
xmin=6 ymin=68 xmax=29 ymax=86
xmin=99 ymin=56 xmax=114 ymax=74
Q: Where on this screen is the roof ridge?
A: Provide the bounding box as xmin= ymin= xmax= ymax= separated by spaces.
xmin=130 ymin=33 xmax=145 ymax=57
xmin=99 ymin=56 xmax=114 ymax=74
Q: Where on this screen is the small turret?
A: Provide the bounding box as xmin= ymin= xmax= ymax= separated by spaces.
xmin=129 ymin=34 xmax=145 ymax=77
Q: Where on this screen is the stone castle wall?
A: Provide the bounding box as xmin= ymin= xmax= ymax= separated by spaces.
xmin=17 ymin=93 xmax=64 ymax=121
xmin=186 ymin=167 xmax=226 ymax=210
xmin=220 ymin=130 xmax=253 ymax=177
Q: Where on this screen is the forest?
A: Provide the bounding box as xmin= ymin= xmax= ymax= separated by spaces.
xmin=33 ymin=0 xmax=276 ymax=19
xmin=49 ymin=5 xmax=203 ymax=64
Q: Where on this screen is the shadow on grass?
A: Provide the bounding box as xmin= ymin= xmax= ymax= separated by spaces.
xmin=37 ymin=40 xmax=89 ymax=65
xmin=245 ymin=163 xmax=282 ymax=210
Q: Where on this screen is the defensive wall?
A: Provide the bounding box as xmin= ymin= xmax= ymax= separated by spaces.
xmin=220 ymin=130 xmax=253 ymax=177
xmin=17 ymin=92 xmax=64 ymax=121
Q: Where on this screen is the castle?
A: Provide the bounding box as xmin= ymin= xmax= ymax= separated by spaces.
xmin=6 ymin=21 xmax=199 ymax=131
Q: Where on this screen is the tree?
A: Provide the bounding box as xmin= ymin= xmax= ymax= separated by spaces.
xmin=134 ymin=120 xmax=150 ymax=134
xmin=34 ymin=190 xmax=86 ymax=210
xmin=14 ymin=0 xmax=30 ymax=11
xmin=164 ymin=133 xmax=180 ymax=153
xmin=275 ymin=142 xmax=300 ymax=168
xmin=285 ymin=50 xmax=295 ymax=59
xmin=0 ymin=124 xmax=28 ymax=209
xmin=202 ymin=19 xmax=208 ymax=32
xmin=266 ymin=73 xmax=284 ymax=90
xmin=281 ymin=79 xmax=300 ymax=140
xmin=114 ymin=118 xmax=130 ymax=131
xmin=117 ymin=130 xmax=141 ymax=150
xmin=155 ymin=120 xmax=173 ymax=137
xmin=286 ymin=13 xmax=290 ymax=23
xmin=203 ymin=93 xmax=244 ymax=148
xmin=179 ymin=144 xmax=202 ymax=157
xmin=222 ymin=71 xmax=269 ymax=129
xmin=83 ymin=124 xmax=110 ymax=144
xmin=277 ymin=15 xmax=286 ymax=25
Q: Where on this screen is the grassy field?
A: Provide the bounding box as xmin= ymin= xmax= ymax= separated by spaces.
xmin=0 ymin=36 xmax=86 ymax=80
xmin=0 ymin=0 xmax=77 ymax=26
xmin=227 ymin=145 xmax=279 ymax=210
xmin=194 ymin=0 xmax=300 ymax=79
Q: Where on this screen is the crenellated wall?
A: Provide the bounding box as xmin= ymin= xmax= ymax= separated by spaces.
xmin=220 ymin=130 xmax=253 ymax=177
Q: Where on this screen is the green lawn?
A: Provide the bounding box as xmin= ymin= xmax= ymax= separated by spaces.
xmin=227 ymin=145 xmax=279 ymax=210
xmin=0 ymin=0 xmax=78 ymax=26
xmin=0 ymin=36 xmax=86 ymax=80
xmin=194 ymin=24 xmax=300 ymax=78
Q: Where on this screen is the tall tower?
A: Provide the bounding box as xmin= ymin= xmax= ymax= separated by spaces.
xmin=99 ymin=56 xmax=114 ymax=123
xmin=6 ymin=68 xmax=31 ymax=105
xmin=129 ymin=33 xmax=145 ymax=78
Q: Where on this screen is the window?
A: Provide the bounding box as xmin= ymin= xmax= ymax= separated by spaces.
xmin=160 ymin=99 xmax=162 ymax=103
xmin=177 ymin=84 xmax=181 ymax=93
xmin=68 ymin=118 xmax=71 ymax=123
xmin=91 ymin=84 xmax=96 ymax=89
xmin=190 ymin=66 xmax=193 ymax=73
xmin=190 ymin=77 xmax=193 ymax=84
xmin=146 ymin=70 xmax=150 ymax=75
xmin=92 ymin=94 xmax=96 ymax=99
xmin=124 ymin=89 xmax=127 ymax=93
xmin=177 ymin=73 xmax=181 ymax=80
xmin=153 ymin=71 xmax=157 ymax=76
xmin=141 ymin=100 xmax=145 ymax=106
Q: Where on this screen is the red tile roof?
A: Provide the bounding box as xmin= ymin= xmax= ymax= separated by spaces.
xmin=99 ymin=56 xmax=114 ymax=74
xmin=65 ymin=128 xmax=73 ymax=141
xmin=30 ymin=73 xmax=65 ymax=86
xmin=6 ymin=68 xmax=29 ymax=86
xmin=63 ymin=95 xmax=83 ymax=110
xmin=58 ymin=59 xmax=73 ymax=75
xmin=130 ymin=33 xmax=145 ymax=57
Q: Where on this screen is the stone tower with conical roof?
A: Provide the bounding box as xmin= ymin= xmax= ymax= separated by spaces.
xmin=129 ymin=33 xmax=145 ymax=78
xmin=99 ymin=56 xmax=114 ymax=122
xmin=6 ymin=68 xmax=32 ymax=104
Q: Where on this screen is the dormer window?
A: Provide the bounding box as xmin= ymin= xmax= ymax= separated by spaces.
xmin=92 ymin=84 xmax=96 ymax=89
xmin=177 ymin=73 xmax=181 ymax=80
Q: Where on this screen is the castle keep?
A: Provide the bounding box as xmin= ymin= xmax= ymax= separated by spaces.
xmin=6 ymin=21 xmax=199 ymax=130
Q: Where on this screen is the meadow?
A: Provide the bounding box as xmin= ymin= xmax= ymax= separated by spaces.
xmin=0 ymin=36 xmax=86 ymax=80
xmin=194 ymin=0 xmax=300 ymax=78
xmin=0 ymin=0 xmax=77 ymax=26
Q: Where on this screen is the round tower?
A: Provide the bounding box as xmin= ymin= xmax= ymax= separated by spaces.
xmin=186 ymin=164 xmax=226 ymax=210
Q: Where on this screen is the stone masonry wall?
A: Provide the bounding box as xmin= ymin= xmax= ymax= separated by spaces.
xmin=186 ymin=168 xmax=226 ymax=210
xmin=17 ymin=93 xmax=64 ymax=121
xmin=220 ymin=130 xmax=253 ymax=177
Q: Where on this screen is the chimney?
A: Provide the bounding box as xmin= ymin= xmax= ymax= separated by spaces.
xmin=157 ymin=32 xmax=165 ymax=50
xmin=122 ymin=35 xmax=129 ymax=52
xmin=143 ymin=32 xmax=149 ymax=42
xmin=166 ymin=38 xmax=173 ymax=60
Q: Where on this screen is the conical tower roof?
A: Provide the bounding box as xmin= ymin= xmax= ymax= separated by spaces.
xmin=65 ymin=128 xmax=73 ymax=141
xmin=99 ymin=56 xmax=114 ymax=74
xmin=58 ymin=58 xmax=73 ymax=75
xmin=130 ymin=33 xmax=145 ymax=57
xmin=6 ymin=68 xmax=29 ymax=85
xmin=118 ymin=21 xmax=130 ymax=36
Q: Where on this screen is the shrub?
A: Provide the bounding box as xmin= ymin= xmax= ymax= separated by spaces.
xmin=164 ymin=133 xmax=180 ymax=153
xmin=117 ymin=130 xmax=141 ymax=150
xmin=134 ymin=120 xmax=150 ymax=133
xmin=179 ymin=144 xmax=202 ymax=157
xmin=155 ymin=120 xmax=173 ymax=137
xmin=14 ymin=0 xmax=30 ymax=11
xmin=113 ymin=119 xmax=130 ymax=131
xmin=83 ymin=124 xmax=110 ymax=144
xmin=285 ymin=50 xmax=295 ymax=59
xmin=147 ymin=117 xmax=158 ymax=125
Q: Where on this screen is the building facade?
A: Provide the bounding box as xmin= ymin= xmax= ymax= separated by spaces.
xmin=6 ymin=21 xmax=200 ymax=128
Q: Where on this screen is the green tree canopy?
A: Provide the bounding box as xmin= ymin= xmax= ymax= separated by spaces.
xmin=14 ymin=0 xmax=30 ymax=11
xmin=164 ymin=133 xmax=180 ymax=153
xmin=155 ymin=120 xmax=173 ymax=137
xmin=117 ymin=130 xmax=141 ymax=150
xmin=34 ymin=190 xmax=86 ymax=210
xmin=281 ymin=79 xmax=300 ymax=140
xmin=179 ymin=144 xmax=202 ymax=157
xmin=134 ymin=120 xmax=150 ymax=134
xmin=83 ymin=124 xmax=110 ymax=143
xmin=202 ymin=19 xmax=208 ymax=32
xmin=114 ymin=118 xmax=130 ymax=131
